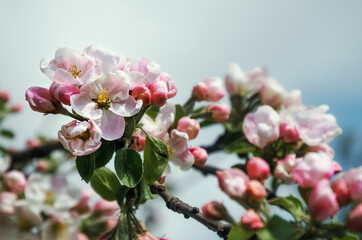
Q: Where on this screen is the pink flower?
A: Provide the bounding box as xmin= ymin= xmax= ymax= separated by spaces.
xmin=0 ymin=89 xmax=10 ymax=102
xmin=4 ymin=170 xmax=27 ymax=194
xmin=346 ymin=204 xmax=362 ymax=233
xmin=177 ymin=116 xmax=200 ymax=140
xmin=240 ymin=209 xmax=263 ymax=231
xmin=279 ymin=122 xmax=300 ymax=143
xmin=281 ymin=105 xmax=342 ymax=146
xmin=84 ymin=45 xmax=123 ymax=73
xmin=148 ymin=79 xmax=169 ymax=107
xmin=132 ymin=84 xmax=152 ymax=107
xmin=216 ymin=168 xmax=249 ymax=200
xmin=243 ymin=105 xmax=280 ymax=148
xmin=282 ymin=90 xmax=302 ymax=109
xmin=129 ymin=130 xmax=147 ymax=152
xmin=260 ymin=78 xmax=286 ymax=109
xmin=94 ymin=199 xmax=119 ymax=216
xmin=41 ymin=47 xmax=97 ymax=86
xmin=204 ymin=103 xmax=231 ymax=123
xmin=202 ymin=201 xmax=227 ymax=220
xmin=246 ymin=67 xmax=269 ymax=95
xmin=225 ymin=63 xmax=248 ymax=95
xmin=71 ymin=71 xmax=142 ymax=140
xmin=168 ymin=130 xmax=195 ymax=170
xmin=308 ymin=143 xmax=335 ymax=159
xmin=245 ymin=180 xmax=267 ymax=202
xmin=190 ymin=147 xmax=208 ymax=166
xmin=344 ymin=167 xmax=362 ymax=202
xmin=292 ymin=152 xmax=335 ymax=188
xmin=274 ymin=154 xmax=303 ymax=184
xmin=49 ymin=82 xmax=80 ymax=105
xmin=126 ymin=57 xmax=161 ymax=89
xmin=332 ymin=178 xmax=351 ymax=206
xmin=192 ymin=77 xmax=226 ymax=102
xmin=308 ymin=179 xmax=339 ymax=221
xmin=58 ymin=120 xmax=102 ymax=156
xmin=25 ymin=87 xmax=59 ymax=113
xmin=0 ymin=192 xmax=17 ymax=214
xmin=246 ymin=157 xmax=270 ymax=181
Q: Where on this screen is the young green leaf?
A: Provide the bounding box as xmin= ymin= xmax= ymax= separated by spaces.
xmin=90 ymin=167 xmax=121 ymax=201
xmin=94 ymin=140 xmax=115 ymax=169
xmin=76 ymin=152 xmax=96 ymax=183
xmin=116 ymin=186 xmax=130 ymax=208
xmin=143 ymin=136 xmax=169 ymax=184
xmin=257 ymin=215 xmax=304 ymax=240
xmin=115 ymin=148 xmax=143 ymax=188
xmin=269 ymin=195 xmax=308 ymax=222
xmin=228 ymin=225 xmax=254 ymax=240
xmin=145 ymin=105 xmax=160 ymax=121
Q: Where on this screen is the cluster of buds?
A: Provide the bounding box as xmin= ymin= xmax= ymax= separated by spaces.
xmin=0 ymin=170 xmax=27 ymax=214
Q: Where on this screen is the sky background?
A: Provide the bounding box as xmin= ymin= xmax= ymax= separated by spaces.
xmin=1 ymin=1 xmax=362 ymax=239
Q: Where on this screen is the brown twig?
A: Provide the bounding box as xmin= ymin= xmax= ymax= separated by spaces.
xmin=150 ymin=182 xmax=231 ymax=239
xmin=192 ymin=164 xmax=219 ymax=176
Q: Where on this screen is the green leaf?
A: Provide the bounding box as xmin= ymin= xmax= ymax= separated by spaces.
xmin=168 ymin=104 xmax=186 ymax=132
xmin=258 ymin=215 xmax=304 ymax=240
xmin=145 ymin=105 xmax=160 ymax=121
xmin=143 ymin=136 xmax=169 ymax=184
xmin=116 ymin=212 xmax=133 ymax=240
xmin=116 ymin=186 xmax=130 ymax=208
xmin=228 ymin=225 xmax=254 ymax=240
xmin=115 ymin=148 xmax=143 ymax=188
xmin=76 ymin=153 xmax=96 ymax=183
xmin=95 ymin=140 xmax=115 ymax=169
xmin=269 ymin=195 xmax=308 ymax=222
xmin=123 ymin=117 xmax=136 ymax=139
xmin=334 ymin=234 xmax=359 ymax=240
xmin=90 ymin=167 xmax=121 ymax=201
xmin=298 ymin=186 xmax=311 ymax=205
xmin=199 ymin=119 xmax=215 ymax=128
xmin=138 ymin=179 xmax=158 ymax=204
xmin=0 ymin=129 xmax=14 ymax=139
xmin=231 ymin=164 xmax=247 ymax=173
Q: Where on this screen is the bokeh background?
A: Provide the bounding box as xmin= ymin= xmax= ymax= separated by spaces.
xmin=1 ymin=1 xmax=362 ymax=239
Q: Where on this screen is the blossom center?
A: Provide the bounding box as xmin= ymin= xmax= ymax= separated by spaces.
xmin=68 ymin=65 xmax=82 ymax=78
xmin=93 ymin=88 xmax=112 ymax=109
xmin=76 ymin=129 xmax=91 ymax=142
xmin=44 ymin=191 xmax=55 ymax=206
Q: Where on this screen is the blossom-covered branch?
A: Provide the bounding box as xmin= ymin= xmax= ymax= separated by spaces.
xmin=150 ymin=182 xmax=231 ymax=239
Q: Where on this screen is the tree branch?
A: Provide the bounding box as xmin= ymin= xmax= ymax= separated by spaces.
xmin=150 ymin=182 xmax=231 ymax=239
xmin=192 ymin=164 xmax=219 ymax=176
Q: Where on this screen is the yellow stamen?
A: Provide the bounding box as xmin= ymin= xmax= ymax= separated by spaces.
xmin=96 ymin=88 xmax=112 ymax=109
xmin=44 ymin=191 xmax=55 ymax=206
xmin=68 ymin=65 xmax=82 ymax=78
xmin=76 ymin=130 xmax=91 ymax=142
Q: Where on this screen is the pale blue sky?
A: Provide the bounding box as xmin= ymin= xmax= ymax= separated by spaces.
xmin=1 ymin=1 xmax=361 ymax=239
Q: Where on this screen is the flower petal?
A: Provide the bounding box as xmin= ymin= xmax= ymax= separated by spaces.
xmin=98 ymin=110 xmax=125 ymax=141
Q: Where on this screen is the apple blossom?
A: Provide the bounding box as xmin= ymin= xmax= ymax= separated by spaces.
xmin=129 ymin=130 xmax=147 ymax=152
xmin=41 ymin=46 xmax=97 ymax=86
xmin=4 ymin=170 xmax=27 ymax=194
xmin=49 ymin=82 xmax=80 ymax=105
xmin=282 ymin=90 xmax=301 ymax=109
xmin=58 ymin=120 xmax=102 ymax=156
xmin=332 ymin=178 xmax=351 ymax=206
xmin=132 ymin=84 xmax=152 ymax=107
xmin=279 ymin=122 xmax=300 ymax=143
xmin=260 ymin=78 xmax=287 ymax=109
xmin=202 ymin=201 xmax=227 ymax=221
xmin=216 ymin=168 xmax=249 ymax=200
xmin=246 ymin=157 xmax=270 ymax=181
xmin=308 ymin=179 xmax=339 ymax=221
xmin=0 ymin=192 xmax=17 ymax=214
xmin=240 ymin=209 xmax=263 ymax=231
xmin=177 ymin=116 xmax=200 ymax=140
xmin=246 ymin=67 xmax=268 ymax=95
xmin=225 ymin=63 xmax=248 ymax=95
xmin=346 ymin=204 xmax=362 ymax=233
xmin=292 ymin=152 xmax=335 ymax=188
xmin=25 ymin=87 xmax=59 ymax=114
xmin=70 ymin=71 xmax=142 ymax=140
xmin=274 ymin=154 xmax=303 ymax=184
xmin=344 ymin=166 xmax=362 ymax=202
xmin=168 ymin=130 xmax=195 ymax=170
xmin=192 ymin=77 xmax=226 ymax=102
xmin=204 ymin=103 xmax=231 ymax=123
xmin=148 ymin=79 xmax=169 ymax=107
xmin=126 ymin=57 xmax=161 ymax=88
xmin=190 ymin=147 xmax=208 ymax=166
xmin=243 ymin=105 xmax=280 ymax=148
xmin=308 ymin=143 xmax=335 ymax=159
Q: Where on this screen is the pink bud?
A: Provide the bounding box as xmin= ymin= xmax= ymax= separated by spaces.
xmin=246 ymin=180 xmax=267 ymax=202
xmin=190 ymin=147 xmax=208 ymax=166
xmin=279 ymin=122 xmax=300 ymax=143
xmin=246 ymin=157 xmax=270 ymax=181
xmin=192 ymin=77 xmax=226 ymax=102
xmin=0 ymin=192 xmax=17 ymax=214
xmin=0 ymin=89 xmax=10 ymax=102
xmin=205 ymin=103 xmax=231 ymax=123
xmin=26 ymin=139 xmax=41 ymax=148
xmin=308 ymin=144 xmax=335 ymax=159
xmin=346 ymin=204 xmax=362 ymax=233
xmin=332 ymin=178 xmax=351 ymax=206
xmin=243 ymin=105 xmax=280 ymax=148
xmin=49 ymin=82 xmax=80 ymax=106
xmin=132 ymin=84 xmax=152 ymax=107
xmin=225 ymin=63 xmax=248 ymax=95
xmin=36 ymin=160 xmax=50 ymax=172
xmin=216 ymin=168 xmax=249 ymax=200
xmin=129 ymin=131 xmax=146 ymax=152
xmin=25 ymin=87 xmax=58 ymax=113
xmin=344 ymin=167 xmax=362 ymax=202
xmin=71 ymin=189 xmax=93 ymax=215
xmin=240 ymin=209 xmax=263 ymax=231
xmin=260 ymin=79 xmax=286 ymax=109
xmin=177 ymin=117 xmax=200 ymax=140
xmin=11 ymin=102 xmax=23 ymax=112
xmin=94 ymin=199 xmax=119 ymax=216
xmin=4 ymin=170 xmax=27 ymax=194
xmin=157 ymin=72 xmax=177 ymax=99
xmin=149 ymin=80 xmax=168 ymax=107
xmin=332 ymin=161 xmax=342 ymax=174
xmin=202 ymin=201 xmax=227 ymax=220
xmin=308 ymin=179 xmax=339 ymax=221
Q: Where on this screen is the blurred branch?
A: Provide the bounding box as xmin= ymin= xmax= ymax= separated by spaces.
xmin=150 ymin=182 xmax=231 ymax=239
xmin=192 ymin=164 xmax=219 ymax=176
xmin=9 ymin=141 xmax=63 ymax=170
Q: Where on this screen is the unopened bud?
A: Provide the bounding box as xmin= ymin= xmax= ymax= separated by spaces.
xmin=202 ymin=201 xmax=227 ymax=220
xmin=149 ymin=80 xmax=168 ymax=107
xmin=240 ymin=209 xmax=263 ymax=231
xmin=246 ymin=157 xmax=270 ymax=181
xmin=132 ymin=84 xmax=151 ymax=107
xmin=49 ymin=82 xmax=80 ymax=106
xmin=205 ymin=103 xmax=231 ymax=123
xmin=25 ymin=87 xmax=59 ymax=113
xmin=4 ymin=170 xmax=27 ymax=194
xmin=177 ymin=117 xmax=200 ymax=140
xmin=190 ymin=147 xmax=208 ymax=166
xmin=245 ymin=180 xmax=267 ymax=202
